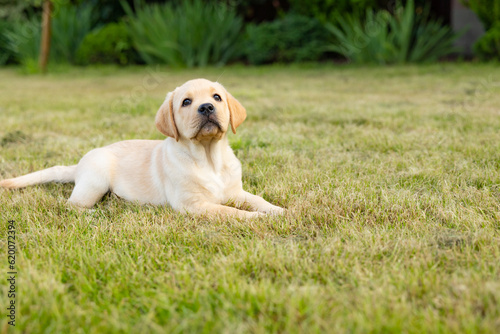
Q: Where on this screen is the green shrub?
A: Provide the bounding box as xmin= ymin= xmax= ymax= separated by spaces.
xmin=3 ymin=16 xmax=41 ymax=67
xmin=0 ymin=0 xmax=32 ymax=21
xmin=326 ymin=10 xmax=390 ymax=64
xmin=244 ymin=14 xmax=328 ymax=64
xmin=50 ymin=4 xmax=95 ymax=64
xmin=0 ymin=19 xmax=13 ymax=65
xmin=460 ymin=0 xmax=500 ymax=30
xmin=473 ymin=23 xmax=500 ymax=61
xmin=461 ymin=0 xmax=500 ymax=61
xmin=76 ymin=22 xmax=137 ymax=65
xmin=4 ymin=4 xmax=96 ymax=67
xmin=288 ymin=0 xmax=383 ymax=24
xmin=123 ymin=0 xmax=244 ymax=67
xmin=0 ymin=0 xmax=32 ymax=65
xmin=326 ymin=0 xmax=458 ymax=64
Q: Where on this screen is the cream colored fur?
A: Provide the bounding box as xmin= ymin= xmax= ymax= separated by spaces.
xmin=0 ymin=79 xmax=284 ymax=218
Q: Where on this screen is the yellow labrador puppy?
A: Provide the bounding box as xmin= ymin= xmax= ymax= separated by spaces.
xmin=0 ymin=79 xmax=284 ymax=218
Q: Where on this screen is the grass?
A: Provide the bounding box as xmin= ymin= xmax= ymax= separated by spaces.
xmin=0 ymin=63 xmax=499 ymax=333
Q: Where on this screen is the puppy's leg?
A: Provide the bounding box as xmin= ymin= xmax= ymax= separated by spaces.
xmin=188 ymin=202 xmax=263 ymax=219
xmin=234 ymin=191 xmax=285 ymax=215
xmin=68 ymin=171 xmax=110 ymax=208
xmin=66 ymin=147 xmax=116 ymax=208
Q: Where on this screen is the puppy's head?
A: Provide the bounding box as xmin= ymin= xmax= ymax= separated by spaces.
xmin=155 ymin=79 xmax=246 ymax=142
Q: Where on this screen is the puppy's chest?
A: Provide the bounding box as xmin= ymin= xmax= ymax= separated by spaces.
xmin=196 ymin=168 xmax=233 ymax=202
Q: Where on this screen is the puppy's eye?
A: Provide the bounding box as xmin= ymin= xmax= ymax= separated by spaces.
xmin=182 ymin=98 xmax=192 ymax=107
xmin=213 ymin=94 xmax=222 ymax=102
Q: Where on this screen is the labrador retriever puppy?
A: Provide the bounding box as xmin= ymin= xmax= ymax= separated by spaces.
xmin=0 ymin=79 xmax=284 ymax=218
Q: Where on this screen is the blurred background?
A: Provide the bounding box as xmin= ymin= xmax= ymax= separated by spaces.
xmin=0 ymin=0 xmax=498 ymax=72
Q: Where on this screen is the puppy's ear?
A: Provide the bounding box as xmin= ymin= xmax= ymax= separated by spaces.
xmin=155 ymin=91 xmax=179 ymax=141
xmin=227 ymin=92 xmax=247 ymax=134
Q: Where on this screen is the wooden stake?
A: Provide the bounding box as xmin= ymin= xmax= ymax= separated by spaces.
xmin=39 ymin=0 xmax=52 ymax=73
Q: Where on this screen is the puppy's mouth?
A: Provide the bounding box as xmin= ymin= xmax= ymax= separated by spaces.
xmin=201 ymin=117 xmax=221 ymax=130
xmin=193 ymin=116 xmax=223 ymax=140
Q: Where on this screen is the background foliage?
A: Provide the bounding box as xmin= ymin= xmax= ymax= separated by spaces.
xmin=0 ymin=20 xmax=14 ymax=65
xmin=0 ymin=0 xmax=496 ymax=67
xmin=461 ymin=0 xmax=500 ymax=30
xmin=326 ymin=0 xmax=458 ymax=64
xmin=288 ymin=0 xmax=384 ymax=23
xmin=461 ymin=0 xmax=500 ymax=61
xmin=124 ymin=0 xmax=244 ymax=67
xmin=51 ymin=4 xmax=96 ymax=64
xmin=245 ymin=14 xmax=328 ymax=64
xmin=76 ymin=22 xmax=137 ymax=65
xmin=474 ymin=22 xmax=500 ymax=61
xmin=3 ymin=16 xmax=41 ymax=70
xmin=3 ymin=3 xmax=96 ymax=70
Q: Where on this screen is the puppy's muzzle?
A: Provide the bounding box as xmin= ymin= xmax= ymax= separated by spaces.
xmin=198 ymin=103 xmax=215 ymax=116
xmin=195 ymin=103 xmax=222 ymax=136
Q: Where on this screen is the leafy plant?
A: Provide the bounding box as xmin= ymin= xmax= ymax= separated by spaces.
xmin=326 ymin=0 xmax=459 ymax=64
xmin=3 ymin=3 xmax=95 ymax=69
xmin=0 ymin=19 xmax=13 ymax=64
xmin=123 ymin=0 xmax=244 ymax=67
xmin=461 ymin=0 xmax=500 ymax=61
xmin=3 ymin=16 xmax=41 ymax=67
xmin=244 ymin=14 xmax=329 ymax=64
xmin=460 ymin=0 xmax=500 ymax=30
xmin=76 ymin=22 xmax=137 ymax=65
xmin=389 ymin=1 xmax=459 ymax=63
xmin=288 ymin=0 xmax=383 ymax=24
xmin=0 ymin=0 xmax=33 ymax=21
xmin=325 ymin=10 xmax=393 ymax=64
xmin=50 ymin=4 xmax=95 ymax=64
xmin=473 ymin=22 xmax=500 ymax=61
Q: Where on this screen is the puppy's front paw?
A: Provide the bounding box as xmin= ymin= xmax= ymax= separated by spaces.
xmin=247 ymin=211 xmax=266 ymax=218
xmin=265 ymin=205 xmax=286 ymax=216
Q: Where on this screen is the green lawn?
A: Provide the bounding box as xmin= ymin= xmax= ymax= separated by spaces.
xmin=0 ymin=63 xmax=499 ymax=333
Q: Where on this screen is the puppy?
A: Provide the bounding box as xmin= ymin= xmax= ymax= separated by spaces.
xmin=0 ymin=79 xmax=284 ymax=218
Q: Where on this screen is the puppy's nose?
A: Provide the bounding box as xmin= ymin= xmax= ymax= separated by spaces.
xmin=198 ymin=103 xmax=215 ymax=116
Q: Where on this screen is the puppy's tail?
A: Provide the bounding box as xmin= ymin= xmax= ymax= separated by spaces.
xmin=0 ymin=165 xmax=77 ymax=189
